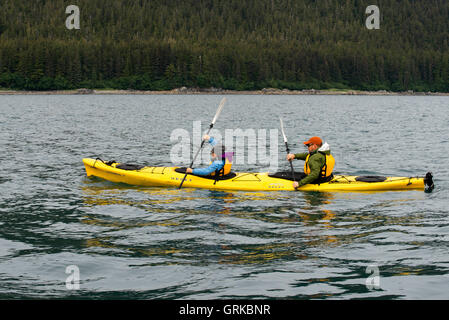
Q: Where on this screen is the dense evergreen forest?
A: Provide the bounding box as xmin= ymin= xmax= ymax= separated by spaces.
xmin=0 ymin=0 xmax=448 ymax=91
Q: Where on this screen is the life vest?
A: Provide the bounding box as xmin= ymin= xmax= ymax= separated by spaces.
xmin=210 ymin=158 xmax=232 ymax=177
xmin=304 ymin=152 xmax=335 ymax=181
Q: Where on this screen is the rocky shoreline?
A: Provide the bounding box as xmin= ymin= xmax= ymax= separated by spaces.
xmin=1 ymin=87 xmax=448 ymax=96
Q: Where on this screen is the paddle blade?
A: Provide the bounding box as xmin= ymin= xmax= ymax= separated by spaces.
xmin=211 ymin=97 xmax=227 ymax=125
xmin=279 ymin=117 xmax=288 ymax=143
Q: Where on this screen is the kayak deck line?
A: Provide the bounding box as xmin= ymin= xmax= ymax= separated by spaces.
xmin=328 ymin=175 xmax=420 ymax=184
xmin=82 ymin=158 xmax=430 ymax=192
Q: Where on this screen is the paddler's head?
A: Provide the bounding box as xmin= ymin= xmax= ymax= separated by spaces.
xmin=211 ymin=144 xmax=226 ymax=161
xmin=303 ymin=136 xmax=322 ymax=153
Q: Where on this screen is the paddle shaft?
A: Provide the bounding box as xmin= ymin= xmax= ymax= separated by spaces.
xmin=178 ymin=124 xmax=213 ymax=189
xmin=284 ymin=142 xmax=296 ymax=182
xmin=178 ymin=98 xmax=226 ymax=189
xmin=279 ymin=117 xmax=296 ymax=183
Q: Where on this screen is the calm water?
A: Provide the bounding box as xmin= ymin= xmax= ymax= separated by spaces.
xmin=0 ymin=94 xmax=448 ymax=300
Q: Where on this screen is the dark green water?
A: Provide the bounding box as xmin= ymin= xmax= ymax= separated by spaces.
xmin=0 ymin=94 xmax=448 ymax=299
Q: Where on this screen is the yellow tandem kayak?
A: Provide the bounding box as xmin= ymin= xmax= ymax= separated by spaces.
xmin=82 ymin=158 xmax=433 ymax=192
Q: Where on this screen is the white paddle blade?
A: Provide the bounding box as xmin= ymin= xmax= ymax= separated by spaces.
xmin=211 ymin=97 xmax=227 ymax=125
xmin=279 ymin=117 xmax=288 ymax=143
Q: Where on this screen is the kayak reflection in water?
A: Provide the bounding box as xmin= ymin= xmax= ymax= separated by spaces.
xmin=186 ymin=135 xmax=233 ymax=177
xmin=286 ymin=136 xmax=336 ymax=189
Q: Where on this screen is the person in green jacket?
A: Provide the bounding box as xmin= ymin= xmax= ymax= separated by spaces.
xmin=286 ymin=136 xmax=335 ymax=189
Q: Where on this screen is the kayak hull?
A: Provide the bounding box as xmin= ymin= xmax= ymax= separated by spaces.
xmin=82 ymin=158 xmax=425 ymax=192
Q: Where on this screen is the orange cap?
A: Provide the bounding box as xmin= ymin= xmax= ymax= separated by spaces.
xmin=303 ymin=136 xmax=322 ymax=146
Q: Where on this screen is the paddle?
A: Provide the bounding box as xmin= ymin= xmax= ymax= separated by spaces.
xmin=178 ymin=97 xmax=227 ymax=189
xmin=279 ymin=117 xmax=297 ymax=189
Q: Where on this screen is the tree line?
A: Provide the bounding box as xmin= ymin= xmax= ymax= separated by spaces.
xmin=0 ymin=0 xmax=448 ymax=92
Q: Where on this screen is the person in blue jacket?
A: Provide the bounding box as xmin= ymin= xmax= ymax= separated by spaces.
xmin=186 ymin=135 xmax=232 ymax=176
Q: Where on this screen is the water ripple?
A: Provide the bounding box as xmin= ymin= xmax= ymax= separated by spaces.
xmin=0 ymin=95 xmax=448 ymax=299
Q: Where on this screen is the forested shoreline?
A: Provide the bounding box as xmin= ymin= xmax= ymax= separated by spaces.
xmin=0 ymin=0 xmax=448 ymax=92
